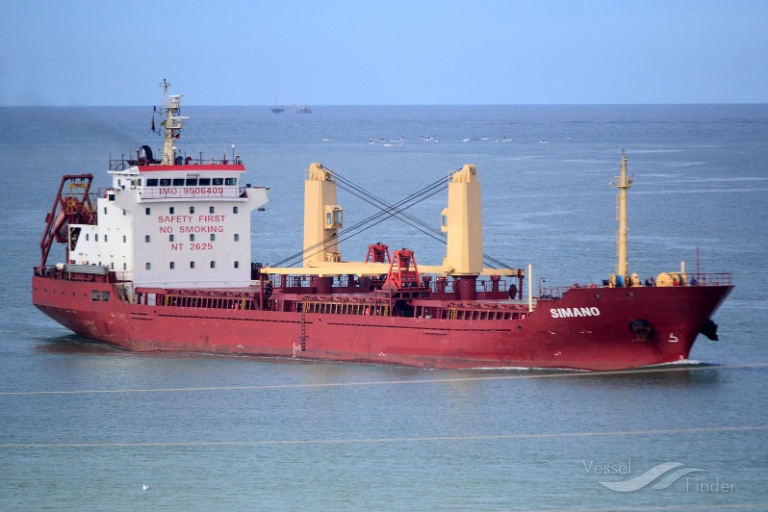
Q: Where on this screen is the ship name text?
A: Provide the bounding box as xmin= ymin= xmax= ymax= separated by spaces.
xmin=550 ymin=307 xmax=601 ymax=319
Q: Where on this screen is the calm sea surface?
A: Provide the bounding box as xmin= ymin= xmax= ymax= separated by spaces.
xmin=1 ymin=104 xmax=767 ymax=511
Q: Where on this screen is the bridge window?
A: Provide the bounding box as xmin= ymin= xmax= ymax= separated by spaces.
xmin=199 ymin=178 xmax=211 ymax=186
xmin=147 ymin=179 xmax=158 ymax=187
xmin=186 ymin=178 xmax=198 ymax=186
xmin=225 ymin=178 xmax=236 ymax=186
xmin=213 ymin=178 xmax=223 ymax=186
xmin=160 ymin=179 xmax=171 ymax=186
xmin=173 ymin=178 xmax=184 ymax=186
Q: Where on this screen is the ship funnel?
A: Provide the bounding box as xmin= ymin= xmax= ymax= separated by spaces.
xmin=303 ymin=163 xmax=344 ymax=266
xmin=441 ymin=164 xmax=483 ymax=275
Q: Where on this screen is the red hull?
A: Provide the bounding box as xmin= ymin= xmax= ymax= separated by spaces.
xmin=32 ymin=276 xmax=732 ymax=371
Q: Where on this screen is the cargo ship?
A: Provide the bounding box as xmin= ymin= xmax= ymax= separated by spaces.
xmin=32 ymin=83 xmax=733 ymax=370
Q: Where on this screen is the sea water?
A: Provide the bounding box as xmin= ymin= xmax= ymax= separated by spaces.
xmin=1 ymin=104 xmax=767 ymax=511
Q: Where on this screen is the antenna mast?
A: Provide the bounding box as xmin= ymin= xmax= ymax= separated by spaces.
xmin=610 ymin=150 xmax=633 ymax=286
xmin=159 ymin=79 xmax=187 ymax=165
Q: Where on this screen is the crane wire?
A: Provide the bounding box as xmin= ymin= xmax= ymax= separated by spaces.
xmin=270 ymin=169 xmax=453 ymax=267
xmin=271 ymin=167 xmax=514 ymax=269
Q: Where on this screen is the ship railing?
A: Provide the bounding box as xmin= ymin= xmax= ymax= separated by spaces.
xmin=674 ymin=272 xmax=733 ymax=287
xmin=426 ymin=278 xmax=512 ymax=294
xmin=109 ymin=157 xmax=241 ymax=171
xmin=639 ymin=272 xmax=733 ymax=287
xmin=537 ymin=286 xmax=569 ymax=300
xmin=267 ymin=273 xmax=512 ymax=294
xmin=536 ymin=272 xmax=734 ymax=298
xmin=109 ymin=159 xmax=131 ymax=171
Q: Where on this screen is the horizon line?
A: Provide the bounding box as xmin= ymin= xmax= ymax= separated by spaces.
xmin=3 ymin=102 xmax=767 ymax=108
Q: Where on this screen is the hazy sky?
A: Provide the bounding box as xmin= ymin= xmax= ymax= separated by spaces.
xmin=1 ymin=0 xmax=766 ymax=106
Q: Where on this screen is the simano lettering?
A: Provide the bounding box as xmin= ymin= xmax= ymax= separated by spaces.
xmin=550 ymin=307 xmax=601 ymax=319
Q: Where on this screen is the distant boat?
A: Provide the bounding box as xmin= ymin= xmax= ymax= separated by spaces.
xmin=271 ymin=96 xmax=284 ymax=114
xmin=292 ymin=104 xmax=312 ymax=114
xmin=370 ymin=137 xmax=404 ymax=147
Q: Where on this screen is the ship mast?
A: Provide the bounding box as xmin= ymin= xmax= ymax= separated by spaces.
xmin=159 ymin=79 xmax=187 ymax=165
xmin=610 ymin=150 xmax=633 ymax=286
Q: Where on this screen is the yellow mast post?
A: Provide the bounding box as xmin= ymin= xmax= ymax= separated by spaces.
xmin=610 ymin=150 xmax=633 ymax=287
xmin=303 ymin=163 xmax=343 ymax=266
xmin=441 ymin=164 xmax=483 ymax=275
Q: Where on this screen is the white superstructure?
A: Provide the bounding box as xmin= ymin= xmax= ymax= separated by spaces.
xmin=65 ymin=81 xmax=269 ymax=288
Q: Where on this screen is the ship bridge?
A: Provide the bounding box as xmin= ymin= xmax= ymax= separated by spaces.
xmin=60 ymin=81 xmax=270 ymax=289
